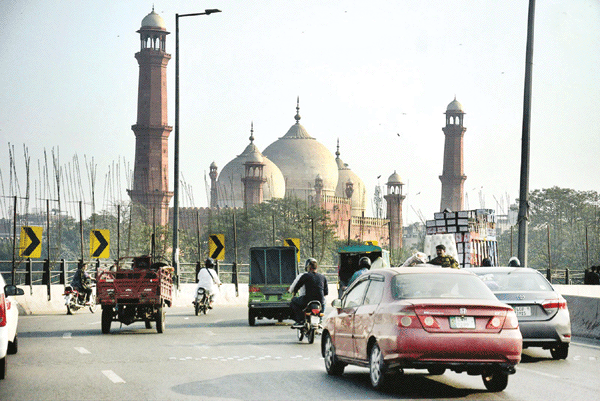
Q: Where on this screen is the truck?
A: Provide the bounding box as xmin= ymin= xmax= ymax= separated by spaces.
xmin=96 ymin=255 xmax=173 ymax=334
xmin=247 ymin=246 xmax=298 ymax=326
xmin=425 ymin=209 xmax=499 ymax=267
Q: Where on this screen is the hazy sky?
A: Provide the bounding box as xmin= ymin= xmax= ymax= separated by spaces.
xmin=1 ymin=0 xmax=599 ymax=224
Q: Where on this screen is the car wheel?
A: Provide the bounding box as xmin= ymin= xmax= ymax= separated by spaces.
xmin=482 ymin=370 xmax=509 ymax=392
xmin=550 ymin=343 xmax=569 ymax=360
xmin=156 ymin=306 xmax=166 ymax=333
xmin=101 ymin=306 xmax=112 ymax=334
xmin=369 ymin=343 xmax=388 ymax=390
xmin=0 ymin=356 xmax=6 ymax=380
xmin=427 ymin=367 xmax=446 ymax=375
xmin=7 ymin=334 xmax=18 ymax=355
xmin=248 ymin=309 xmax=256 ymax=326
xmin=323 ymin=333 xmax=345 ymax=375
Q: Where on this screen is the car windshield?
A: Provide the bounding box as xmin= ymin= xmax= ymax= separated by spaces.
xmin=392 ymin=273 xmax=497 ymax=300
xmin=475 ymin=271 xmax=553 ymax=292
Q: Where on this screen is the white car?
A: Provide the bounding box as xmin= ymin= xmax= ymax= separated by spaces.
xmin=0 ymin=273 xmax=24 ymax=380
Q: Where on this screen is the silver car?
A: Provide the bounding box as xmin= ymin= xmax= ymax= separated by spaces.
xmin=465 ymin=266 xmax=571 ymax=360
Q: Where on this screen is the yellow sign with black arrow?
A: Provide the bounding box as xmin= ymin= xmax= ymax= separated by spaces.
xmin=90 ymin=229 xmax=110 ymax=258
xmin=284 ymin=238 xmax=300 ymax=265
xmin=209 ymin=234 xmax=225 ymax=260
xmin=19 ymin=226 xmax=43 ymax=258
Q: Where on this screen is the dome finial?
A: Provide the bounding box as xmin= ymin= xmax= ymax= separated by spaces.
xmin=335 ymin=138 xmax=340 ymax=158
xmin=249 ymin=121 xmax=254 ymax=143
xmin=295 ymin=96 xmax=301 ymax=123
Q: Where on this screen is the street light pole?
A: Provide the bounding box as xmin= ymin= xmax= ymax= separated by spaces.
xmin=173 ymin=9 xmax=221 ymax=286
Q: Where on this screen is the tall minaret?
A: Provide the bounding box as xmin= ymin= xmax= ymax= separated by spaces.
xmin=384 ymin=171 xmax=405 ymax=251
xmin=209 ymin=162 xmax=218 ymax=209
xmin=242 ymin=123 xmax=267 ymax=208
xmin=439 ymin=97 xmax=467 ymax=212
xmin=128 ymin=9 xmax=173 ymax=226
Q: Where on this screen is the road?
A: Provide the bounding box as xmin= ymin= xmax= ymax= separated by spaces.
xmin=2 ymin=305 xmax=599 ymax=400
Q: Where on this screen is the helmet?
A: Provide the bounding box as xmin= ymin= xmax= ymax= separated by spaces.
xmin=358 ymin=256 xmax=371 ymax=269
xmin=481 ymin=258 xmax=492 ymax=266
xmin=508 ymin=257 xmax=520 ymax=267
xmin=205 ymin=258 xmax=216 ymax=268
xmin=305 ymin=258 xmax=317 ymax=270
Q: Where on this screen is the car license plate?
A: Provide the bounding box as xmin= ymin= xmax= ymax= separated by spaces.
xmin=515 ymin=306 xmax=532 ymax=316
xmin=449 ymin=316 xmax=475 ymax=329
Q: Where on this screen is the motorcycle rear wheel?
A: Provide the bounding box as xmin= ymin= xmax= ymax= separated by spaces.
xmin=307 ymin=328 xmax=315 ymax=344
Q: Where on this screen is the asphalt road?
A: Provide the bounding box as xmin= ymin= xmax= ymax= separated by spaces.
xmin=2 ymin=305 xmax=599 ymax=400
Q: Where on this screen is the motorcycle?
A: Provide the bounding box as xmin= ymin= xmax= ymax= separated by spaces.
xmin=193 ymin=287 xmax=210 ymax=315
xmin=64 ymin=282 xmax=97 ymax=315
xmin=296 ymin=301 xmax=323 ymax=344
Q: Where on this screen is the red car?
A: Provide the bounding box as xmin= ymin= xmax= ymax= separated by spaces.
xmin=321 ymin=266 xmax=522 ymax=392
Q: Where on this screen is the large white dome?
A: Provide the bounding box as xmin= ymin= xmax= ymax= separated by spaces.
xmin=262 ymin=101 xmax=338 ymax=200
xmin=216 ymin=128 xmax=285 ymax=208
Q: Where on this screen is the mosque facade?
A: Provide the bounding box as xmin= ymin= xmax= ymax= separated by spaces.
xmin=126 ymin=10 xmax=479 ymax=253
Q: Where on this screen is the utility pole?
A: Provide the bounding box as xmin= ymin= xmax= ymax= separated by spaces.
xmin=518 ymin=0 xmax=536 ymax=267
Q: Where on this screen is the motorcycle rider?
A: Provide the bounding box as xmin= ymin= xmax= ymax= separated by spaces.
xmin=195 ymin=258 xmax=221 ymax=308
xmin=71 ymin=263 xmax=92 ymax=304
xmin=289 ymin=258 xmax=328 ymax=328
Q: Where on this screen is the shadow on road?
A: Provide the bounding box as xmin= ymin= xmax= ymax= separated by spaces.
xmin=171 ymin=369 xmax=484 ymax=400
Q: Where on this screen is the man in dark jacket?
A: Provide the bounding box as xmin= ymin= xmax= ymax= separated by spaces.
xmin=289 ymin=258 xmax=328 ymax=327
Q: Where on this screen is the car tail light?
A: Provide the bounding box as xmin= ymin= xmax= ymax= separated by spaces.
xmin=542 ymin=297 xmax=567 ymax=310
xmin=396 ymin=311 xmax=422 ymax=328
xmin=248 ymin=286 xmax=260 ymax=293
xmin=417 ymin=314 xmax=440 ymax=329
xmin=502 ymin=310 xmax=519 ymax=329
xmin=0 ymin=294 xmax=6 ymax=327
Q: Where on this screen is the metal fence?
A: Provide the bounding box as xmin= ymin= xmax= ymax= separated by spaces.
xmin=0 ymin=260 xmax=584 ymax=297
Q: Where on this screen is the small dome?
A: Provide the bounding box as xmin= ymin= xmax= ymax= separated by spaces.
xmin=446 ymin=97 xmax=464 ymax=113
xmin=335 ymin=142 xmax=366 ymax=216
xmin=387 ymin=171 xmax=403 ymax=185
xmin=210 ymin=161 xmax=217 ymax=168
xmin=141 ymin=10 xmax=166 ymax=29
xmin=246 ymin=150 xmax=263 ymax=164
xmin=216 ymin=128 xmax=285 ymax=208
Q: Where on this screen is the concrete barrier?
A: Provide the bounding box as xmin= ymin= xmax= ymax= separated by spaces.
xmin=13 ymin=283 xmax=600 ymax=341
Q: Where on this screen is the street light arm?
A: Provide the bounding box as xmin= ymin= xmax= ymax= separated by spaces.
xmin=178 ymin=9 xmax=221 ymax=18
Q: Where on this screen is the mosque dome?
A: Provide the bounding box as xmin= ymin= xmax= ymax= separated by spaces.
xmin=141 ymin=9 xmax=167 ymax=30
xmin=446 ymin=97 xmax=464 ymax=113
xmin=216 ymin=125 xmax=285 ymax=208
xmin=262 ymin=100 xmax=338 ymax=200
xmin=335 ymin=141 xmax=366 ymax=216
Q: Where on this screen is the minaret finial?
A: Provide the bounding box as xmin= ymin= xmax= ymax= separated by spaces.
xmin=336 ymin=138 xmax=340 ymax=158
xmin=249 ymin=121 xmax=254 ymax=143
xmin=294 ymin=96 xmax=301 ymax=123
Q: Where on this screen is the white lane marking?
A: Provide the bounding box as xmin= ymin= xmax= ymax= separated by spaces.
xmin=63 ymin=332 xmax=72 ymax=338
xmin=75 ymin=347 xmax=91 ymax=354
xmin=518 ymin=367 xmax=560 ymax=379
xmin=102 ymin=370 xmax=126 ymax=383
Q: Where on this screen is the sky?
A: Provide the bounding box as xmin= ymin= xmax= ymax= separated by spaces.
xmin=0 ymin=0 xmax=599 ymax=224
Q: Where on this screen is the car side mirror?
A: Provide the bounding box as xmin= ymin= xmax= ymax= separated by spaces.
xmin=331 ymin=299 xmax=342 ymax=308
xmin=4 ymin=285 xmax=25 ymax=296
